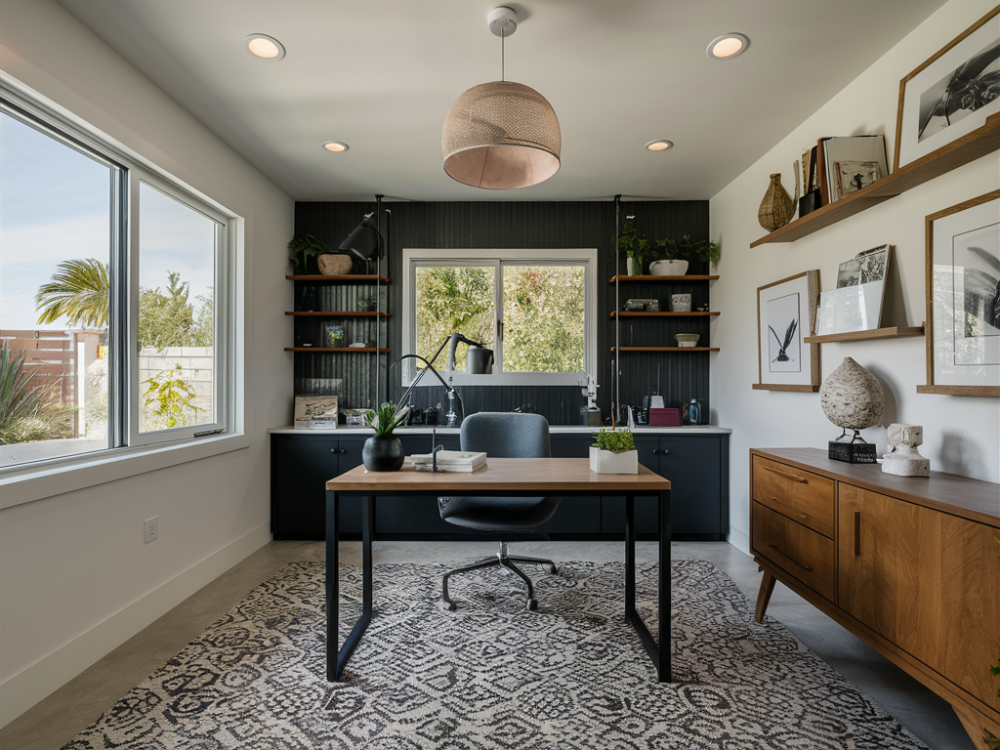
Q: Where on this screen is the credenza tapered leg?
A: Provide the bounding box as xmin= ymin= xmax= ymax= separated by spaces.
xmin=755 ymin=569 xmax=777 ymax=623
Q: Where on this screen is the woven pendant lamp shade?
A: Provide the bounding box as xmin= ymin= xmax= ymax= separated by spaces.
xmin=442 ymin=81 xmax=561 ymax=190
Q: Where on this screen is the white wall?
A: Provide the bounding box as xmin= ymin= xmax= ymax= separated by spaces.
xmin=0 ymin=0 xmax=293 ymax=725
xmin=710 ymin=0 xmax=1000 ymax=553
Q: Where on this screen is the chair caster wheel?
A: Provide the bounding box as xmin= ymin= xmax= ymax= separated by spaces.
xmin=438 ymin=600 xmax=457 ymax=612
xmin=526 ymin=599 xmax=538 ymax=611
xmin=548 ymin=565 xmax=558 ymax=575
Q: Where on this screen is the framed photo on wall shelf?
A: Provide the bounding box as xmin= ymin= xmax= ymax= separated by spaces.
xmin=754 ymin=270 xmax=821 ymax=392
xmin=816 ymin=245 xmax=892 ymax=336
xmin=919 ymin=190 xmax=1000 ymax=397
xmin=894 ymin=5 xmax=1000 ymax=171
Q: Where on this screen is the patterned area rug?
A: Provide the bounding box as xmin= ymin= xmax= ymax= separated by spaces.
xmin=63 ymin=560 xmax=927 ymax=749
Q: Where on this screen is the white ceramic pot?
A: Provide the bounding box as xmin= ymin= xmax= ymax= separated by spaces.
xmin=649 ymin=259 xmax=689 ymax=276
xmin=626 ymin=257 xmax=637 ymax=276
xmin=589 ymin=446 xmax=639 ymax=474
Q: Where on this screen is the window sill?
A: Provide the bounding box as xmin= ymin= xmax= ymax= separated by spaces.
xmin=0 ymin=431 xmax=250 ymax=509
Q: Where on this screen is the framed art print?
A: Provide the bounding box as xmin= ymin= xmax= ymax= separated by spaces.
xmin=919 ymin=189 xmax=1000 ymax=397
xmin=894 ymin=6 xmax=1000 ymax=170
xmin=754 ymin=270 xmax=821 ymax=392
xmin=816 ymin=245 xmax=892 ymax=336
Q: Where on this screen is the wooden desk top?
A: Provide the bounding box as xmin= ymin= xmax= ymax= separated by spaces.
xmin=326 ymin=457 xmax=670 ymax=493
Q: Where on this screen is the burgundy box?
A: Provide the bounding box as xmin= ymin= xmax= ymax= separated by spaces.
xmin=648 ymin=408 xmax=680 ymax=427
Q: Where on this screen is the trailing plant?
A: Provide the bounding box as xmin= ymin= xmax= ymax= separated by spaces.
xmin=655 ymin=235 xmax=722 ymax=267
xmin=142 ymin=366 xmax=203 ymax=430
xmin=614 ymin=221 xmax=650 ymax=272
xmin=364 ymin=401 xmax=409 ymax=438
xmin=0 ymin=341 xmax=71 ymax=444
xmin=288 ymin=235 xmax=333 ymax=274
xmin=592 ymin=427 xmax=635 ymax=454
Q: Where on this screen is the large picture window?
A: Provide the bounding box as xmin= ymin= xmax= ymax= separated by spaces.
xmin=403 ymin=249 xmax=596 ymax=386
xmin=0 ymin=85 xmax=237 ymax=473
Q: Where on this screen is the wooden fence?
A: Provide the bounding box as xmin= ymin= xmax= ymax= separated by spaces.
xmin=2 ymin=330 xmax=79 ymax=435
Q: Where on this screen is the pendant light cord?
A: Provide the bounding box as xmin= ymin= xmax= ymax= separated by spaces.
xmin=501 ymin=23 xmax=506 ymax=82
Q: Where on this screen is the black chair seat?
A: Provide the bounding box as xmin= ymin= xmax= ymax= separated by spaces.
xmin=438 ymin=495 xmax=559 ymax=530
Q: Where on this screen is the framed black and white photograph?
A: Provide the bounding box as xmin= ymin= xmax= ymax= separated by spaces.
xmin=894 ymin=6 xmax=1000 ymax=170
xmin=836 ymin=160 xmax=881 ymax=198
xmin=818 ymin=246 xmax=892 ymax=336
xmin=755 ymin=270 xmax=820 ymax=392
xmin=920 ymin=190 xmax=1000 ymax=397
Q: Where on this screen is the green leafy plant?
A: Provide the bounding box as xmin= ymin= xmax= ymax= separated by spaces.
xmin=655 ymin=235 xmax=722 ymax=267
xmin=288 ymin=235 xmax=333 ymax=274
xmin=0 ymin=341 xmax=72 ymax=444
xmin=364 ymin=401 xmax=409 ymax=438
xmin=614 ymin=221 xmax=650 ymax=272
xmin=35 ymin=258 xmax=110 ymax=328
xmin=592 ymin=427 xmax=635 ymax=454
xmin=142 ymin=366 xmax=203 ymax=430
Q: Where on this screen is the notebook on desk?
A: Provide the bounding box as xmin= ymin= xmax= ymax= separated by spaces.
xmin=410 ymin=450 xmax=487 ymax=472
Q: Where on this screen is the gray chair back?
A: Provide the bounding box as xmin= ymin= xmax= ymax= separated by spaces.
xmin=460 ymin=412 xmax=551 ymax=458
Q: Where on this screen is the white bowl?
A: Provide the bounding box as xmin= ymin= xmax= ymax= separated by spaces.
xmin=649 ymin=259 xmax=689 ymax=276
xmin=675 ymin=333 xmax=700 ymax=348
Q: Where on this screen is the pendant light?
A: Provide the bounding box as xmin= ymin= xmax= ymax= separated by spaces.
xmin=442 ymin=6 xmax=561 ymax=190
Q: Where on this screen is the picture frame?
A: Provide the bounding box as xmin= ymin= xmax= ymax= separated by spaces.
xmin=294 ymin=395 xmax=340 ymax=429
xmin=919 ymin=190 xmax=1000 ymax=397
xmin=893 ymin=6 xmax=1000 ymax=171
xmin=817 ymin=245 xmax=892 ymax=336
xmin=754 ymin=270 xmax=821 ymax=392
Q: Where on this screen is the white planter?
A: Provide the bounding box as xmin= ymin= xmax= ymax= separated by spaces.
xmin=589 ymin=446 xmax=639 ymax=474
xmin=649 ymin=259 xmax=689 ymax=276
xmin=626 ymin=257 xmax=637 ymax=276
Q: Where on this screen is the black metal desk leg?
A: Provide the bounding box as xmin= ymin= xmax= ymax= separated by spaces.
xmin=659 ymin=488 xmax=672 ymax=683
xmin=325 ymin=490 xmax=339 ymax=681
xmin=334 ymin=495 xmax=375 ymax=679
xmin=625 ymin=495 xmax=636 ymax=615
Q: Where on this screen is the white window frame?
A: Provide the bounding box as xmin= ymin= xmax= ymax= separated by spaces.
xmin=402 ymin=248 xmax=597 ymax=387
xmin=0 ymin=75 xmax=246 ymax=508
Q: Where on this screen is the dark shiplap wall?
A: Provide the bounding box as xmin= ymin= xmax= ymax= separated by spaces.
xmin=294 ymin=201 xmax=711 ymax=424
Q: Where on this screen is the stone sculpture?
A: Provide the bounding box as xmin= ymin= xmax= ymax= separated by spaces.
xmin=882 ymin=423 xmax=931 ymax=477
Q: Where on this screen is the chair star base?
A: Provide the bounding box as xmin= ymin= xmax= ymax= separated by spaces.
xmin=441 ymin=540 xmax=558 ymax=611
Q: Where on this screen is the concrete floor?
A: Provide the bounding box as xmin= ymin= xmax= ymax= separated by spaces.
xmin=1 ymin=541 xmax=972 ymax=750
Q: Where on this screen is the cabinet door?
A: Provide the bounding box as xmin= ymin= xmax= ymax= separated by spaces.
xmin=839 ymin=485 xmax=1000 ymax=711
xmin=659 ymin=436 xmax=722 ymax=537
xmin=535 ymin=435 xmax=601 ymax=534
xmin=271 ymin=435 xmax=346 ymax=538
xmin=601 ymin=436 xmax=661 ymax=535
xmin=375 ymin=434 xmax=461 ymax=535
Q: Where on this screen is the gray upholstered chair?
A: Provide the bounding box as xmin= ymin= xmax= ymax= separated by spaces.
xmin=438 ymin=412 xmax=560 ymax=611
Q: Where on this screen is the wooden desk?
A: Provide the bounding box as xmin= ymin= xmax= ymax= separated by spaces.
xmin=325 ymin=457 xmax=672 ymax=682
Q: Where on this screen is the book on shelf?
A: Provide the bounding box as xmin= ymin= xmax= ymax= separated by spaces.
xmin=410 ymin=450 xmax=487 ymax=472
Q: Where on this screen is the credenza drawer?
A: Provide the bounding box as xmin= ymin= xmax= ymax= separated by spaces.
xmin=752 ymin=501 xmax=836 ymax=603
xmin=752 ymin=456 xmax=835 ymax=538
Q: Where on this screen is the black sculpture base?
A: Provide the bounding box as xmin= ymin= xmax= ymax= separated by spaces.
xmin=828 ymin=440 xmax=878 ymax=464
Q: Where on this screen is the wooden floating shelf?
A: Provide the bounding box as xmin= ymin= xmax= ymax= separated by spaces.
xmin=284 ymin=311 xmax=391 ymax=317
xmin=612 ymin=346 xmax=719 ymax=352
xmin=609 ymin=275 xmax=719 ymax=283
xmin=750 ymin=114 xmax=1000 ymax=247
xmin=285 ymin=274 xmax=391 ymax=283
xmin=803 ymin=325 xmax=924 ymax=344
xmin=752 ymin=384 xmax=820 ymax=393
xmin=284 ymin=347 xmax=391 ymax=353
xmin=610 ymin=311 xmax=719 ymax=318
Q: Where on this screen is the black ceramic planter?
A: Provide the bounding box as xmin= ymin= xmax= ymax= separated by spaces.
xmin=362 ymin=436 xmax=405 ymax=472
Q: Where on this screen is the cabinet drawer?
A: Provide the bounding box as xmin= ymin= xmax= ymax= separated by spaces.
xmin=753 ymin=501 xmax=836 ymax=603
xmin=752 ymin=456 xmax=835 ymax=538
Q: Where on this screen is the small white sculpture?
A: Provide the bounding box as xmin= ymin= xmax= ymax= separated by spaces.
xmin=882 ymin=424 xmax=930 ymax=477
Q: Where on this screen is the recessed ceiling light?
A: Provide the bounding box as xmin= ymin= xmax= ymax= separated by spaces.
xmin=245 ymin=33 xmax=285 ymax=60
xmin=322 ymin=141 xmax=350 ymax=153
xmin=645 ymin=140 xmax=673 ymax=152
xmin=706 ymin=33 xmax=749 ymax=60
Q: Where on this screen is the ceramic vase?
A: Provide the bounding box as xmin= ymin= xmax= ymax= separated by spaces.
xmin=649 ymin=259 xmax=689 ymax=276
xmin=318 ymin=253 xmax=353 ymax=275
xmin=820 ymin=357 xmax=884 ymax=431
xmin=362 ymin=436 xmax=404 ymax=471
xmin=626 ymin=257 xmax=637 ymax=276
xmin=758 ymin=173 xmax=795 ymax=232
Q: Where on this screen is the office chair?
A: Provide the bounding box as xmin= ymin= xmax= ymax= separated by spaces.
xmin=438 ymin=412 xmax=560 ymax=611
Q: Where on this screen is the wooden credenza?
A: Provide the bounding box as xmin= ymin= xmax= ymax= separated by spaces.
xmin=750 ymin=448 xmax=1000 ymax=750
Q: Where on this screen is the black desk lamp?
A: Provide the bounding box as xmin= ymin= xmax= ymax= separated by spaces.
xmin=338 ymin=213 xmax=384 ymax=272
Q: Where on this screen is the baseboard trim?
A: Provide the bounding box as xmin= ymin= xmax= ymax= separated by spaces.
xmin=727 ymin=526 xmax=750 ymax=556
xmin=0 ymin=523 xmax=272 ymax=728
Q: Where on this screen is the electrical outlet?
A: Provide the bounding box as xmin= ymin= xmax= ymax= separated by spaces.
xmin=144 ymin=516 xmax=159 ymax=544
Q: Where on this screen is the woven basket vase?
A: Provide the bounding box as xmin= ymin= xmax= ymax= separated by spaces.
xmin=758 ymin=173 xmax=795 ymax=232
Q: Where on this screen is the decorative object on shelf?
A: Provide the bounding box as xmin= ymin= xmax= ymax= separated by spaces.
xmin=589 ymin=428 xmax=637 ymax=474
xmin=342 ymin=408 xmax=366 ymax=426
xmin=293 ymin=395 xmax=339 ymax=430
xmin=683 ymin=398 xmax=704 ymax=425
xmin=361 ymin=402 xmax=410 ymax=471
xmin=675 ymin=333 xmax=700 ymax=348
xmin=348 ymin=342 xmax=366 ymax=348
xmin=882 ymin=423 xmax=930 ymax=477
xmin=755 ymin=271 xmax=820 ymax=391
xmin=623 ymin=298 xmax=658 ymax=312
xmin=894 ymin=6 xmax=1000 ymax=171
xmin=654 ymin=234 xmax=722 ymax=271
xmin=820 ymin=357 xmax=884 ymax=463
xmin=288 ymin=234 xmax=349 ymax=275
xmin=442 ymin=6 xmax=560 ymax=190
xmin=757 ymin=174 xmax=795 ymax=232
xmin=615 ymin=219 xmax=649 ymax=276
xmin=318 ymin=254 xmax=352 ymax=275
xmin=921 ymin=189 xmax=1000 ymax=397
xmin=671 ymin=294 xmax=692 ymax=312
xmin=650 ymin=259 xmax=689 ymax=276
xmin=326 ymin=324 xmax=345 ymax=348
xmin=816 ymin=245 xmax=892 ymax=336
xmin=648 ymin=407 xmax=681 ymax=427
xmin=820 ymin=135 xmax=889 ymax=202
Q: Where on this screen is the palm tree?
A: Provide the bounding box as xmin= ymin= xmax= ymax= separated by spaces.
xmin=35 ymin=258 xmax=110 ymax=329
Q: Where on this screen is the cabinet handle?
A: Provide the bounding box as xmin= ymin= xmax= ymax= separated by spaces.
xmin=765 ymin=543 xmax=813 ymax=572
xmin=330 ymin=449 xmax=337 ymax=454
xmin=652 ymin=448 xmax=659 ymax=455
xmin=764 ymin=465 xmax=808 ymax=483
xmin=854 ymin=511 xmax=861 ymax=557
xmin=661 ymin=449 xmax=669 ymax=455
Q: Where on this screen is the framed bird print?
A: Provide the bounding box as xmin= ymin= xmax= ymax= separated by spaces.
xmin=754 ymin=270 xmax=821 ymax=392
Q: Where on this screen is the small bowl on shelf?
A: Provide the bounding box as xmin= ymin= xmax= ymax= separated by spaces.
xmin=675 ymin=333 xmax=700 ymax=348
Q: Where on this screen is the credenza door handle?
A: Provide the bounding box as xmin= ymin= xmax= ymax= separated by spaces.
xmin=763 ymin=465 xmax=808 ymax=483
xmin=854 ymin=511 xmax=861 ymax=556
xmin=765 ymin=543 xmax=814 ymax=572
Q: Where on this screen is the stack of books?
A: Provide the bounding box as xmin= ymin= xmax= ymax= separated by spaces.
xmin=410 ymin=450 xmax=487 ymax=473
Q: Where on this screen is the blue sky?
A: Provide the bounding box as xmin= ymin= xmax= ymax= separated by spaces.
xmin=1 ymin=112 xmax=215 ymax=333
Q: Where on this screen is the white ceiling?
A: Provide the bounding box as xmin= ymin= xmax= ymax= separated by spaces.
xmin=57 ymin=0 xmax=947 ymax=202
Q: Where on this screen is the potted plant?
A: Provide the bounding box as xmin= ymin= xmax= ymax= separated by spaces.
xmin=650 ymin=235 xmax=722 ymax=275
xmin=589 ymin=427 xmax=638 ymax=474
xmin=615 ymin=221 xmax=649 ymax=276
xmin=288 ymin=235 xmax=353 ymax=275
xmin=362 ymin=401 xmax=410 ymax=471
